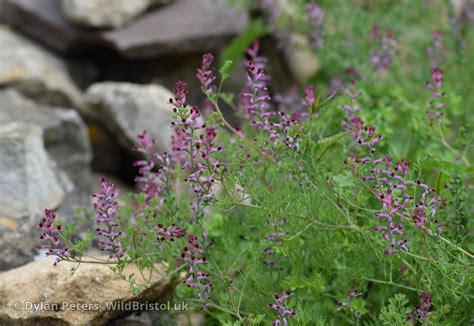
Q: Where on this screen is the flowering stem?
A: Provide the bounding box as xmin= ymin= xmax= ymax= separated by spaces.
xmin=63 ymin=257 xmax=124 ymax=265
xmin=423 ymin=227 xmax=474 ymax=259
xmin=361 ymin=277 xmax=421 ymax=293
xmin=287 ymin=218 xmax=360 ymax=242
xmin=210 ymin=91 xmax=273 ymax=162
xmin=353 ymin=173 xmax=474 ymax=259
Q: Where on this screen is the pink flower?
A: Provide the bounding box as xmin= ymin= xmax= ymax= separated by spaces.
xmin=93 ymin=178 xmax=127 ymax=259
xmin=197 ymin=53 xmax=216 ymax=94
xmin=38 ymin=209 xmax=70 ymax=266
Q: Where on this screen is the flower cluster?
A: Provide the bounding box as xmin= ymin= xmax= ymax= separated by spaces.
xmin=240 ymin=42 xmax=273 ymax=122
xmin=414 ymin=291 xmax=434 ymax=322
xmin=170 ymin=81 xmax=223 ymax=219
xmin=263 ymin=218 xmax=288 ymax=270
xmin=340 ymin=85 xmax=364 ymax=135
xmin=426 ymin=30 xmax=445 ymax=68
xmin=156 ymin=223 xmax=186 ymax=242
xmin=38 ymin=208 xmax=70 ymax=266
xmin=273 ymin=86 xmax=314 ymax=120
xmin=240 ymin=43 xmax=302 ymax=151
xmin=343 ymin=89 xmax=442 ymax=255
xmin=181 ymin=234 xmax=212 ymax=309
xmin=305 ymin=1 xmax=325 ymax=49
xmin=196 ymin=53 xmax=216 ymax=95
xmin=369 ymin=25 xmax=397 ymax=71
xmin=337 ymin=287 xmax=363 ymax=316
xmin=268 ymin=290 xmax=297 ymax=326
xmin=134 ymin=131 xmax=172 ymax=209
xmin=93 ymin=178 xmax=127 ymax=259
xmin=425 ymin=67 xmax=445 ymax=125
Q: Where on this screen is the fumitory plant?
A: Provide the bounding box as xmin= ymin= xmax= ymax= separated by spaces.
xmin=37 ymin=43 xmax=472 ymax=324
xmin=36 ymin=1 xmax=473 ymax=323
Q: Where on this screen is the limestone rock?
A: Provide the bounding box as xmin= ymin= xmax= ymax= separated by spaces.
xmin=0 ymin=26 xmax=83 ymax=108
xmin=60 ymin=0 xmax=152 ymax=29
xmin=0 ymin=89 xmax=92 ymax=188
xmin=0 ymin=122 xmax=65 ymax=220
xmin=0 ymin=216 xmax=37 ymax=272
xmin=85 ymin=82 xmax=174 ymax=154
xmin=0 ymin=257 xmax=172 ymax=325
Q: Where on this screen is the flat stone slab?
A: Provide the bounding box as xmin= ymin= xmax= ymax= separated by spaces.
xmin=0 ymin=0 xmax=248 ymax=59
xmin=0 ymin=257 xmax=172 ymax=325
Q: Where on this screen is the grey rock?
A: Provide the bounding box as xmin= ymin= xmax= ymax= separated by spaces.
xmin=85 ymin=82 xmax=174 ymax=154
xmin=0 ymin=122 xmax=65 ymax=220
xmin=60 ymin=0 xmax=152 ymax=29
xmin=0 ymin=97 xmax=92 ymax=271
xmin=0 ymin=89 xmax=92 ymax=189
xmin=0 ymin=216 xmax=37 ymax=272
xmin=0 ymin=0 xmax=248 ymax=59
xmin=0 ymin=26 xmax=83 ymax=109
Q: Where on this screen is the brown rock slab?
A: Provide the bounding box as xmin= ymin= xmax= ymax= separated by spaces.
xmin=0 ymin=258 xmax=173 ymax=325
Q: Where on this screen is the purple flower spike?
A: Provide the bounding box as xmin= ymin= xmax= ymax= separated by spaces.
xmin=304 ymin=85 xmax=316 ymax=108
xmin=156 ymin=223 xmax=186 ymax=242
xmin=170 ymin=81 xmax=189 ymax=108
xmin=93 ymin=178 xmax=127 ymax=259
xmin=343 ymin=87 xmax=443 ymax=255
xmin=38 ymin=209 xmax=69 ymax=266
xmin=181 ymin=234 xmax=212 ymax=309
xmin=268 ymin=290 xmax=296 ymax=326
xmin=415 ymin=292 xmax=434 ymax=322
xmin=170 ymin=81 xmax=223 ymax=220
xmin=425 ymin=67 xmax=445 ymax=124
xmin=133 ymin=131 xmax=171 ymax=208
xmin=369 ymin=25 xmax=397 ymax=71
xmin=305 ymin=1 xmax=325 ymax=49
xmin=197 ymin=53 xmax=216 ymax=95
xmin=427 ymin=30 xmax=445 ymax=68
xmin=241 ymin=42 xmax=272 ymax=118
xmin=240 ymin=43 xmax=302 ymax=152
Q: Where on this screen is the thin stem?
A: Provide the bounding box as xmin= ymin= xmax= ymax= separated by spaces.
xmin=210 ymin=95 xmax=274 ymax=162
xmin=437 ymin=124 xmax=470 ymax=166
xmin=425 ymin=228 xmax=474 ymax=259
xmin=63 ymin=257 xmax=122 ymax=265
xmin=361 ymin=277 xmax=421 ymax=293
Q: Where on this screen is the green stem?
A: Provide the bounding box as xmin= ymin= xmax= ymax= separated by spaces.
xmin=361 ymin=277 xmax=421 ymax=293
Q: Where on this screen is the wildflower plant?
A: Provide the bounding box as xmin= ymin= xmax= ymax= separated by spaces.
xmin=36 ymin=1 xmax=473 ymax=323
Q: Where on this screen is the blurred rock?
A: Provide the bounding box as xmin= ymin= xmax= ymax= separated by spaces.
xmin=0 ymin=122 xmax=65 ymax=271
xmin=284 ymin=34 xmax=320 ymax=83
xmin=85 ymin=82 xmax=174 ymax=154
xmin=60 ymin=0 xmax=152 ymax=29
xmin=0 ymin=216 xmax=37 ymax=272
xmin=0 ymin=26 xmax=83 ymax=109
xmin=88 ymin=123 xmax=137 ymax=180
xmin=0 ymin=90 xmax=92 ymax=188
xmin=0 ymin=0 xmax=248 ymax=59
xmin=0 ymin=89 xmax=97 ymax=270
xmin=0 ymin=122 xmax=65 ymax=220
xmin=0 ymin=257 xmax=172 ymax=325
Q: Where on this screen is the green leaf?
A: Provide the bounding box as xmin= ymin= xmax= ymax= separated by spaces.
xmin=219 ymin=92 xmax=235 ymax=106
xmin=219 ymin=60 xmax=234 ymax=82
xmin=317 ymin=130 xmax=352 ymax=146
xmin=220 ymin=18 xmax=271 ymax=72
